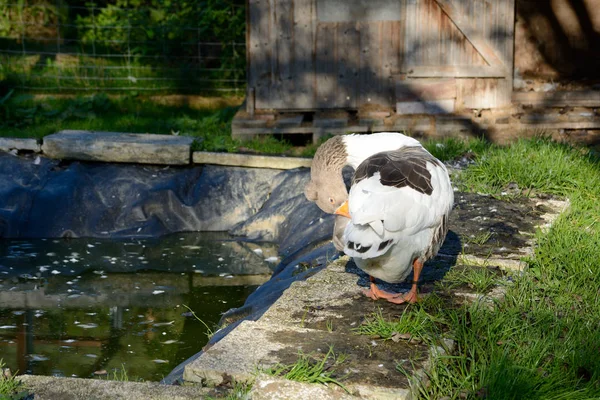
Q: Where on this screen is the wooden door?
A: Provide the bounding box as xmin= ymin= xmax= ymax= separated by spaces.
xmin=397 ymin=0 xmax=515 ymax=112
xmin=247 ymin=0 xmax=515 ymax=111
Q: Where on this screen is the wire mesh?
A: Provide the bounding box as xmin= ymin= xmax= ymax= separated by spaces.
xmin=0 ymin=0 xmax=247 ymax=94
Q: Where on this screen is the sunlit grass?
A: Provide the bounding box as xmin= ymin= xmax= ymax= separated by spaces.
xmin=440 ymin=265 xmax=500 ymax=294
xmin=411 ymin=137 xmax=600 ymax=399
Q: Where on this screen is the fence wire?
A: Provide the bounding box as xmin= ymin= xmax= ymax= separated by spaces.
xmin=0 ymin=1 xmax=247 ymax=94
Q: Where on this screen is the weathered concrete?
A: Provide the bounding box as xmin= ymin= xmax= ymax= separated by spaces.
xmin=193 ymin=151 xmax=312 ymax=169
xmin=250 ymin=377 xmax=360 ymax=400
xmin=18 ymin=375 xmax=211 ymax=400
xmin=42 ymin=130 xmax=194 ymax=165
xmin=184 ymin=257 xmax=426 ymax=400
xmin=0 ymin=137 xmax=41 ymax=152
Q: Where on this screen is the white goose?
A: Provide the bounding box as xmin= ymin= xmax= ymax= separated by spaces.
xmin=305 ymin=132 xmax=453 ymax=304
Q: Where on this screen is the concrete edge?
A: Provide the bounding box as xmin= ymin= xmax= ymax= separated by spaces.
xmin=193 ymin=151 xmax=312 ymax=169
xmin=1 ymin=133 xmax=313 ymax=169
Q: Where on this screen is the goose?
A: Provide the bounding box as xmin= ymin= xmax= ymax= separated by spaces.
xmin=305 ymin=132 xmax=453 ymax=304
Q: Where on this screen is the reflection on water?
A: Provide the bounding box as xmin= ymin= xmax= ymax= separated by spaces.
xmin=0 ymin=233 xmax=277 ymax=381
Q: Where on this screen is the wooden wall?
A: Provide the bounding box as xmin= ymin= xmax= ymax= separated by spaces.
xmin=247 ymin=0 xmax=515 ymax=111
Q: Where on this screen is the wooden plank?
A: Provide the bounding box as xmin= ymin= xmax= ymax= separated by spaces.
xmin=380 ymin=21 xmax=400 ymax=105
xmin=512 ymin=91 xmax=600 ymax=107
xmin=396 ymin=78 xmax=457 ymax=101
xmin=358 ymin=22 xmax=384 ymax=106
xmin=336 ymin=22 xmax=360 ymax=108
xmin=403 ymin=0 xmax=418 ymax=67
xmin=274 ymin=0 xmax=294 ymax=108
xmin=433 ymin=0 xmax=507 ymax=71
xmin=400 ymin=65 xmax=506 ymax=78
xmin=248 ymin=0 xmax=272 ymax=109
xmin=315 ymin=23 xmax=336 ymax=107
xmin=292 ymin=0 xmax=316 ymax=109
xmin=517 ymin=121 xmax=600 ymax=130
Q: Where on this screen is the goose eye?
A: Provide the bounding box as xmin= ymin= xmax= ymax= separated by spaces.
xmin=328 ymin=197 xmax=335 ymax=204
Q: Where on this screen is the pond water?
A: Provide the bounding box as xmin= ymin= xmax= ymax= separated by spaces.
xmin=0 ymin=233 xmax=278 ymax=381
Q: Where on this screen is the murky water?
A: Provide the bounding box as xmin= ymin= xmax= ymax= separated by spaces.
xmin=0 ymin=233 xmax=278 ymax=381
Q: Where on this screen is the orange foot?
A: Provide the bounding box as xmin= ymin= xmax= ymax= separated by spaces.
xmin=362 ymin=282 xmax=420 ymax=304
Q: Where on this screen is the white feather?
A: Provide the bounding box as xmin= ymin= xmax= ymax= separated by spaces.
xmin=340 ymin=146 xmax=454 ymax=284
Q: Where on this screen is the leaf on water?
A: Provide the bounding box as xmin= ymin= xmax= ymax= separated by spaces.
xmin=152 ymin=290 xmax=165 ymax=295
xmin=152 ymin=359 xmax=169 ymax=364
xmin=77 ymin=323 xmax=98 ymax=329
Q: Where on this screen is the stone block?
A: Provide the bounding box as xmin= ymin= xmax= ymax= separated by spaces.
xmin=42 ymin=130 xmax=194 ymax=165
xmin=0 ymin=137 xmax=41 ymax=152
xmin=193 ymin=152 xmax=312 ymax=169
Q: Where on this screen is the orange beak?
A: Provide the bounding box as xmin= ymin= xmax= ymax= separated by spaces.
xmin=334 ymin=200 xmax=351 ymax=218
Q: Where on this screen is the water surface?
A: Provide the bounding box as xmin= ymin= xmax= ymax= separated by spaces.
xmin=0 ymin=233 xmax=277 ymax=381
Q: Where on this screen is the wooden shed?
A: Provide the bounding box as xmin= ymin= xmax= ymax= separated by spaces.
xmin=235 ymin=0 xmax=516 ymax=141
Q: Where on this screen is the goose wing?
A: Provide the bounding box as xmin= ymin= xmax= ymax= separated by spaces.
xmin=343 ymin=147 xmax=453 ymax=259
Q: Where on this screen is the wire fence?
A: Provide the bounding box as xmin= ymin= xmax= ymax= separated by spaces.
xmin=0 ymin=1 xmax=247 ymax=94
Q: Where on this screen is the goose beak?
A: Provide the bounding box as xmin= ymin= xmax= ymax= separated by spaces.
xmin=334 ymin=201 xmax=351 ymax=218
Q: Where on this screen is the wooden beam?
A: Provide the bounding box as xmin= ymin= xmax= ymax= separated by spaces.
xmin=513 ymin=91 xmax=600 ymax=107
xmin=433 ymin=0 xmax=508 ymax=72
xmin=398 ymin=65 xmax=506 ymax=78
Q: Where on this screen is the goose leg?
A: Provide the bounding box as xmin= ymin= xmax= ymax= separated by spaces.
xmin=362 ymin=259 xmax=423 ymax=304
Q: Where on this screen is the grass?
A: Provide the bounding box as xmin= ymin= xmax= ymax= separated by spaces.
xmin=376 ymin=137 xmax=600 ymax=399
xmin=182 ymin=304 xmax=216 ymax=339
xmin=422 ymin=136 xmax=489 ymax=162
xmin=440 ymin=265 xmax=501 ymax=294
xmin=264 ymin=347 xmax=348 ymax=392
xmin=0 ymin=360 xmax=28 ymax=400
xmin=354 ymin=307 xmax=440 ymax=342
xmin=0 ymin=92 xmax=310 ymax=155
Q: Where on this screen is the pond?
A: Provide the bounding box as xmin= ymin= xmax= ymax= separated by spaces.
xmin=0 ymin=233 xmax=278 ymax=381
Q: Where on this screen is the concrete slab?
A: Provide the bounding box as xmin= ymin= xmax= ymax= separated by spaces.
xmin=193 ymin=152 xmax=312 ymax=169
xmin=18 ymin=375 xmax=211 ymax=400
xmin=0 ymin=137 xmax=41 ymax=152
xmin=42 ymin=130 xmax=194 ymax=165
xmin=184 ymin=257 xmax=427 ymax=399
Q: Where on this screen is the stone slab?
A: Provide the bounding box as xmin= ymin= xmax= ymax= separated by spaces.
xmin=18 ymin=375 xmax=211 ymax=400
xmin=42 ymin=130 xmax=194 ymax=165
xmin=0 ymin=137 xmax=41 ymax=152
xmin=193 ymin=152 xmax=312 ymax=169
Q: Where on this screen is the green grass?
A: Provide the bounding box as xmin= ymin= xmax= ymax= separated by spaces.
xmin=0 ymin=360 xmax=28 ymax=400
xmin=354 ymin=307 xmax=440 ymax=342
xmin=441 ymin=265 xmax=501 ymax=294
xmin=394 ymin=137 xmax=600 ymax=399
xmin=423 ymin=136 xmax=489 ymax=162
xmin=0 ymin=92 xmax=308 ymax=155
xmin=264 ymin=347 xmax=348 ymax=392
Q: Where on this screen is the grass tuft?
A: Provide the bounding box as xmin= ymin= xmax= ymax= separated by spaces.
xmin=354 ymin=307 xmax=440 ymax=342
xmin=264 ymin=347 xmax=348 ymax=392
xmin=441 ymin=266 xmax=500 ymax=294
xmin=0 ymin=360 xmax=28 ymax=400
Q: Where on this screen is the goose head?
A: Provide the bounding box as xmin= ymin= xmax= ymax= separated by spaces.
xmin=304 ymin=136 xmax=349 ymax=214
